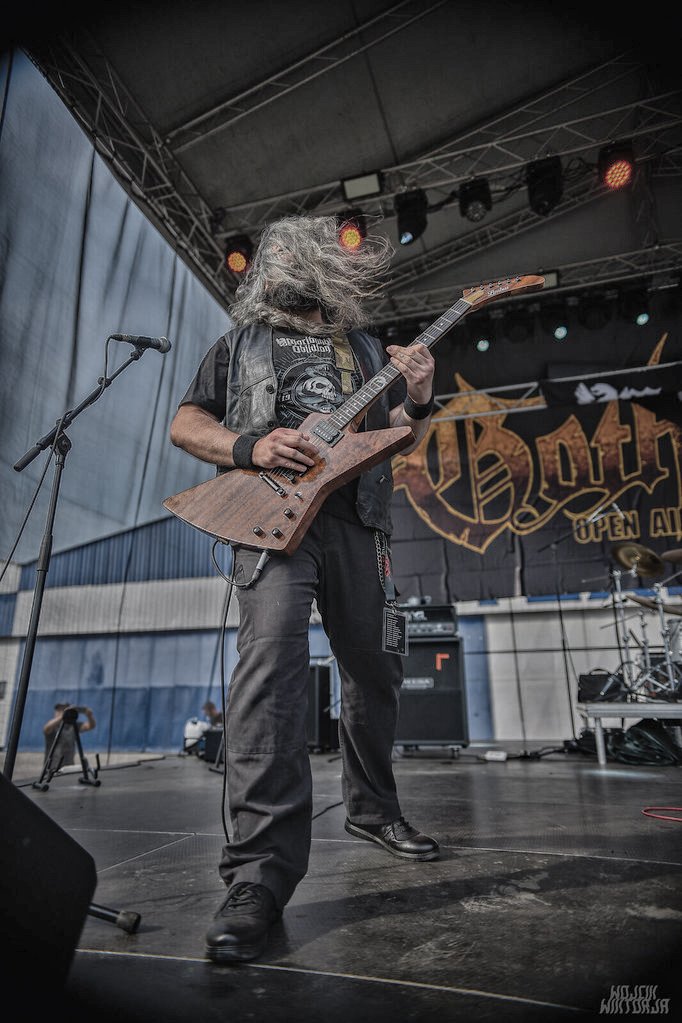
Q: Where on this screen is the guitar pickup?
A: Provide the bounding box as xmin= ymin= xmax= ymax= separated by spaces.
xmin=312 ymin=422 xmax=342 ymax=446
xmin=259 ymin=471 xmax=287 ymax=497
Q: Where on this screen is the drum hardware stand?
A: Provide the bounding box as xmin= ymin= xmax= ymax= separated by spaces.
xmin=609 ymin=566 xmax=639 ymax=690
xmin=2 ymin=341 xmax=148 ymax=934
xmin=32 ymin=707 xmax=101 ymax=792
xmin=626 ymin=569 xmax=682 ymax=699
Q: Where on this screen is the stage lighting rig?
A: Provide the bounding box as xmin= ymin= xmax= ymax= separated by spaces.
xmin=598 ymin=141 xmax=634 ymax=190
xmin=224 ymin=235 xmax=253 ymax=275
xmin=459 ymin=178 xmax=492 ymax=222
xmin=337 ymin=210 xmax=367 ymax=251
xmin=526 ymin=155 xmax=563 ymax=216
xmin=394 ymin=189 xmax=428 ymax=245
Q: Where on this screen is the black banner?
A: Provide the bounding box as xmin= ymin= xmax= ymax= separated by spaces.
xmin=389 ymin=305 xmax=682 ymax=602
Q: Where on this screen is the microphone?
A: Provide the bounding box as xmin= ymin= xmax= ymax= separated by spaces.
xmin=110 ymin=334 xmax=172 ymax=353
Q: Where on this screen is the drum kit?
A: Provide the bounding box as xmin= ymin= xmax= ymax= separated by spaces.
xmin=607 ymin=541 xmax=682 ymax=700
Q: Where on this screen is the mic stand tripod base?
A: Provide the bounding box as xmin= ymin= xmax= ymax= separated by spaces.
xmin=88 ymin=902 xmax=141 ymax=934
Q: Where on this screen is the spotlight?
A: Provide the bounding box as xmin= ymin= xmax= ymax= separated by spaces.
xmin=337 ymin=209 xmax=367 ymax=251
xmin=619 ymin=287 xmax=650 ymax=326
xmin=526 ymin=155 xmax=563 ymax=216
xmin=540 ymin=301 xmax=569 ymax=340
xmin=459 ymin=178 xmax=491 ymax=223
xmin=598 ymin=141 xmax=634 ymax=190
xmin=224 ymin=235 xmax=253 ymax=275
xmin=578 ymin=293 xmax=612 ymax=331
xmin=504 ymin=308 xmax=533 ymax=344
xmin=394 ymin=189 xmax=428 ymax=245
xmin=470 ymin=313 xmax=495 ymax=351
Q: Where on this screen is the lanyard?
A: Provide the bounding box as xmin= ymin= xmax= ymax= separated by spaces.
xmin=374 ymin=530 xmax=396 ymax=603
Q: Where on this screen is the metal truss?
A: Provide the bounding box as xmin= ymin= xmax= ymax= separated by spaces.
xmin=217 ymin=54 xmax=682 ymax=234
xmin=25 ymin=38 xmax=238 ymax=310
xmin=24 ymin=37 xmax=682 ymax=320
xmin=383 ymin=173 xmax=608 ymax=296
xmin=166 ymin=0 xmax=450 ymax=153
xmin=367 ymin=242 xmax=682 ymax=324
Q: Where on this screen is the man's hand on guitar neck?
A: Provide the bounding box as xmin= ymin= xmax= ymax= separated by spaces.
xmin=386 ymin=341 xmax=435 ymax=452
xmin=386 ymin=341 xmax=435 ymax=406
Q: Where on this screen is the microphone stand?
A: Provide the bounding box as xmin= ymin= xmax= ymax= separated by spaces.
xmin=3 ymin=343 xmax=147 ymax=935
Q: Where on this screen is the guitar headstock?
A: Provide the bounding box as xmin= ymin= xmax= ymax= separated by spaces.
xmin=462 ymin=274 xmax=545 ymax=310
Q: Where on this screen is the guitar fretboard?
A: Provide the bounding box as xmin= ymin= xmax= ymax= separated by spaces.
xmin=329 ymin=297 xmax=471 ymax=429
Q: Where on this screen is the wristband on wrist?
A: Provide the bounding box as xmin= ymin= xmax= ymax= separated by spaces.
xmin=403 ymin=392 xmax=434 ymax=421
xmin=232 ymin=434 xmax=260 ymax=469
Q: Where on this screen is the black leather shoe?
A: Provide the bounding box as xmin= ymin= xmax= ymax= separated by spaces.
xmin=205 ymin=882 xmax=281 ymax=963
xmin=345 ymin=816 xmax=439 ymax=861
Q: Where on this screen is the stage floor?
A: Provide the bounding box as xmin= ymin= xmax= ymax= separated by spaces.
xmin=4 ymin=743 xmax=681 ymax=1021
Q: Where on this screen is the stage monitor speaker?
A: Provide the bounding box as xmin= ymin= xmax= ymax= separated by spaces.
xmin=203 ymin=727 xmax=224 ymax=764
xmin=395 ymin=638 xmax=469 ymax=746
xmin=0 ymin=771 xmax=98 ymax=988
xmin=307 ymin=663 xmax=339 ymax=751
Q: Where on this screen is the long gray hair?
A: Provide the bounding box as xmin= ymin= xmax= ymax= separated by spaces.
xmin=229 ymin=215 xmax=393 ymax=336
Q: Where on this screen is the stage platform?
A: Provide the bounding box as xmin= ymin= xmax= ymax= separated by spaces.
xmin=2 ymin=743 xmax=681 ymax=1021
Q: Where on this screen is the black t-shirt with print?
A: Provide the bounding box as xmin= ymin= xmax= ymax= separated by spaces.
xmin=271 ymin=330 xmax=363 ymax=428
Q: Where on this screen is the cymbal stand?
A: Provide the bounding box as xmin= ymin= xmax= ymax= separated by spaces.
xmin=610 ymin=567 xmax=637 ymax=689
xmin=629 ymin=570 xmax=682 ymax=699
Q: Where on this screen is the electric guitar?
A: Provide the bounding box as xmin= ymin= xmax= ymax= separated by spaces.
xmin=163 ymin=274 xmax=544 ymax=554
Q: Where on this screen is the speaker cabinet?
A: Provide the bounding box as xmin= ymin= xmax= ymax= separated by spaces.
xmin=395 ymin=638 xmax=469 ymax=746
xmin=203 ymin=727 xmax=224 ymax=764
xmin=307 ymin=663 xmax=339 ymax=751
xmin=0 ymin=771 xmax=98 ymax=987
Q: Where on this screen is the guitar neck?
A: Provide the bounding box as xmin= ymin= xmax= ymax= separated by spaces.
xmin=329 ymin=297 xmax=472 ymax=430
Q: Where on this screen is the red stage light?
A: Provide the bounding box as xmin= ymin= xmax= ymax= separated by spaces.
xmin=337 ymin=210 xmax=367 ymax=251
xmin=224 ymin=235 xmax=253 ymax=275
xmin=339 ymin=222 xmax=363 ymax=250
xmin=598 ymin=142 xmax=634 ymax=191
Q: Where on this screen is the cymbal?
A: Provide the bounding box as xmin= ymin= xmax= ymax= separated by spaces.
xmin=662 ymin=548 xmax=682 ymax=565
xmin=611 ymin=542 xmax=664 ymax=577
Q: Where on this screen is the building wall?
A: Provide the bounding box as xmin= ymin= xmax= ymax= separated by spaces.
xmin=4 ymin=527 xmax=676 ymax=753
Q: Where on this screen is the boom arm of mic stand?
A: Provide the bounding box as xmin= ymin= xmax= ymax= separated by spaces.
xmin=13 ymin=349 xmax=144 ymax=473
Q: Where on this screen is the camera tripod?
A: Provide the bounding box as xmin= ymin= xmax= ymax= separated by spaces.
xmin=32 ymin=708 xmax=101 ymax=792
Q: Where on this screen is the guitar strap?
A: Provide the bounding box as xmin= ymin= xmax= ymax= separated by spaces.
xmin=331 ymin=334 xmax=356 ymax=395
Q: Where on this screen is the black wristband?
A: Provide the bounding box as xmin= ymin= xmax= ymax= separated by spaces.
xmin=403 ymin=392 xmax=434 ymax=421
xmin=232 ymin=434 xmax=260 ymax=469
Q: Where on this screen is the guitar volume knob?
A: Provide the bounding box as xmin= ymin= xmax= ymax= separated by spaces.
xmin=272 ymin=528 xmax=284 ymax=538
xmin=284 ymin=508 xmax=295 ymax=519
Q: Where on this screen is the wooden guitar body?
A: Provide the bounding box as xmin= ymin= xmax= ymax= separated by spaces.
xmin=163 ymin=411 xmax=414 ymax=555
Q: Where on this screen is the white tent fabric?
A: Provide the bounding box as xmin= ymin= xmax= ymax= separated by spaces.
xmin=0 ymin=51 xmax=231 ymax=564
